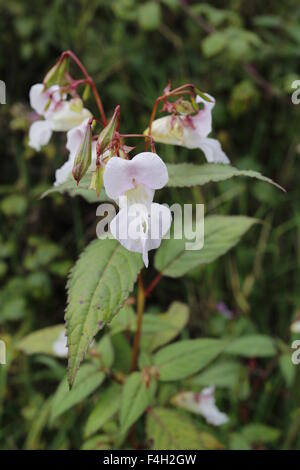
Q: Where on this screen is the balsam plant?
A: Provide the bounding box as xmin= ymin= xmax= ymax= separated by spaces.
xmin=18 ymin=50 xmax=285 ymax=450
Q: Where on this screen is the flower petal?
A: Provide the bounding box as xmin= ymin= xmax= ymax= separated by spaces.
xmin=103 ymin=152 xmax=168 ymax=200
xmin=29 ymin=84 xmax=48 ymax=116
xmin=28 ymin=120 xmax=52 ymax=151
xmin=110 ymin=202 xmax=171 ymax=267
xmin=198 ymin=138 xmax=230 ymax=164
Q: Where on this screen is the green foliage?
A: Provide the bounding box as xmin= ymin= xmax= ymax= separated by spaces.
xmin=66 ymin=238 xmax=142 ymax=387
xmin=167 ymin=163 xmax=284 ymax=190
xmin=120 ymin=371 xmax=157 ymax=434
xmin=50 ymin=364 xmax=105 ymax=422
xmin=155 ymin=216 xmax=257 ymax=277
xmin=16 ymin=324 xmax=65 ymax=357
xmin=225 ymin=334 xmax=276 ymax=358
xmin=146 ymin=408 xmax=204 ymax=450
xmin=153 ymin=339 xmax=225 ymax=381
xmin=0 ymin=0 xmax=299 ymax=452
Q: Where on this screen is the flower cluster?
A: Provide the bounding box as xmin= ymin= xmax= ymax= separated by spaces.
xmin=28 ymin=52 xmax=230 ymax=267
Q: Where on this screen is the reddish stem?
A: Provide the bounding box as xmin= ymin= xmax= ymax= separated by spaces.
xmin=60 ymin=50 xmax=107 ymax=125
xmin=144 ymin=273 xmax=162 ymax=297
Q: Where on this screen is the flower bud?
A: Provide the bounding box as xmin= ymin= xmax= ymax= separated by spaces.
xmin=96 ymin=105 xmax=120 ymax=156
xmin=89 ymin=166 xmax=104 ymax=196
xmin=72 ymin=122 xmax=92 ymax=184
xmin=43 ymin=56 xmax=68 ymax=89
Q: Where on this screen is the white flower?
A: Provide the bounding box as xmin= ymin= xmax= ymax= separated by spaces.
xmin=146 ymin=94 xmax=230 ymax=164
xmin=52 ymin=330 xmax=68 ymax=358
xmin=103 ymin=152 xmax=171 ymax=267
xmin=54 ymin=119 xmax=97 ymax=186
xmin=171 ymin=386 xmax=229 ymax=426
xmin=291 ymin=320 xmax=300 ymax=334
xmin=28 ymin=83 xmax=92 ymax=151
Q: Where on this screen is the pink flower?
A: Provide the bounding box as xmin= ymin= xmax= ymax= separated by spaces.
xmin=28 ymin=83 xmax=91 ymax=151
xmin=171 ymin=386 xmax=229 ymax=426
xmin=103 ymin=152 xmax=171 ymax=267
xmin=145 ymin=94 xmax=230 ymax=164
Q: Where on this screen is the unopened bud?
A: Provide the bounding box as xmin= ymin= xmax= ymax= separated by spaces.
xmin=96 ymin=105 xmax=120 ymax=156
xmin=43 ymin=56 xmax=68 ymax=89
xmin=72 ymin=122 xmax=92 ymax=184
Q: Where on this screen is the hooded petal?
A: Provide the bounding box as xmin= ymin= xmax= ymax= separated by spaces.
xmin=66 ymin=119 xmax=91 ymax=160
xmin=29 ymin=84 xmax=48 ymax=116
xmin=171 ymin=387 xmax=228 ymax=426
xmin=198 ymin=138 xmax=230 ymax=164
xmin=146 ymin=115 xmax=184 ymax=146
xmin=29 ymin=83 xmax=61 ymax=116
xmin=103 ymin=152 xmax=168 ymax=200
xmin=50 ymin=102 xmax=92 ymax=132
xmin=190 ymin=93 xmax=215 ymax=140
xmin=110 ymin=202 xmax=171 ymax=267
xmin=28 ymin=120 xmax=52 ymax=151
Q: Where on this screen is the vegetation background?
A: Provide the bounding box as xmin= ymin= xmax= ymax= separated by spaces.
xmin=0 ymin=0 xmax=299 ymax=450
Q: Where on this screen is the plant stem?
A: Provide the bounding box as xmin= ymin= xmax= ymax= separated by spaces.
xmin=144 ymin=272 xmax=162 ymax=297
xmin=130 ymin=274 xmax=145 ymax=372
xmin=61 ymin=50 xmax=107 ymax=124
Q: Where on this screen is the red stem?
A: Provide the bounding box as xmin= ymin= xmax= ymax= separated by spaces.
xmin=61 ymin=50 xmax=107 ymax=125
xmin=144 ymin=273 xmax=162 ymax=297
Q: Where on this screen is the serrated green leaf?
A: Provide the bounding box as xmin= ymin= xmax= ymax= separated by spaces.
xmin=16 ymin=324 xmax=65 ymax=357
xmin=225 ymin=334 xmax=276 ymax=357
xmin=155 ymin=215 xmax=257 ymax=278
xmin=120 ymin=372 xmax=157 ymax=434
xmin=141 ymin=302 xmax=189 ymax=352
xmin=50 ymin=364 xmax=105 ymax=422
xmin=66 ymin=238 xmax=142 ymax=387
xmin=84 ymin=383 xmax=121 ymax=438
xmin=146 ymin=407 xmax=204 ymax=450
xmin=166 ymin=163 xmax=284 ymax=191
xmin=154 ymin=338 xmax=225 ymax=381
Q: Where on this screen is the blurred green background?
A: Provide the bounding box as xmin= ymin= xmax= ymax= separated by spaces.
xmin=0 ymin=0 xmax=299 ymax=450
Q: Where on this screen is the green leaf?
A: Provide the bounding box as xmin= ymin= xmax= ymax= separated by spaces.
xmin=202 ymin=31 xmax=227 ymax=57
xmin=81 ymin=434 xmax=113 ymax=450
xmin=229 ymin=433 xmax=251 ymax=450
xmin=146 ymin=407 xmax=204 ymax=450
xmin=225 ymin=334 xmax=276 ymax=357
xmin=120 ymin=372 xmax=157 ymax=434
xmin=16 ymin=324 xmax=65 ymax=357
xmin=153 ymin=338 xmax=225 ymax=381
xmin=41 ymin=172 xmax=107 ymax=203
xmin=50 ymin=364 xmax=105 ymax=422
xmin=279 ymin=353 xmax=296 ymax=387
xmin=155 ymin=215 xmax=257 ymax=278
xmin=137 ymin=2 xmax=161 ymax=31
xmin=141 ymin=302 xmax=189 ymax=352
xmin=66 ymin=238 xmax=142 ymax=387
xmin=166 ymin=163 xmax=285 ymax=191
xmin=84 ymin=383 xmax=121 ymax=438
xmin=94 ymin=334 xmax=115 ymax=370
xmin=188 ymin=360 xmax=242 ymax=389
xmin=241 ymin=424 xmax=281 ymax=444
